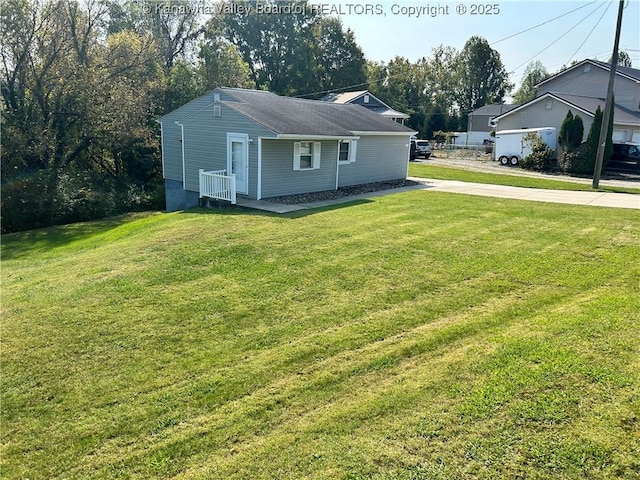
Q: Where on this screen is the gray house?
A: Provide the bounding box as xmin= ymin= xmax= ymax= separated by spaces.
xmin=467 ymin=104 xmax=517 ymax=133
xmin=321 ymin=90 xmax=410 ymax=122
xmin=492 ymin=59 xmax=640 ymax=144
xmin=158 ymin=87 xmax=415 ymax=211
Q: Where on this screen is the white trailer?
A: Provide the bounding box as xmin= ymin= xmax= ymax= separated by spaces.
xmin=494 ymin=127 xmax=557 ymax=166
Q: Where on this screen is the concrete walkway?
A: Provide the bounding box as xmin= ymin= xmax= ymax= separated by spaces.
xmin=411 ymin=178 xmax=640 ymax=210
xmin=235 ymin=178 xmax=640 ymax=213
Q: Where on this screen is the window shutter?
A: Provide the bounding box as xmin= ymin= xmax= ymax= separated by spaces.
xmin=313 ymin=142 xmax=321 ymax=169
xmin=293 ymin=142 xmax=301 ymax=170
xmin=349 ymin=140 xmax=357 ymax=163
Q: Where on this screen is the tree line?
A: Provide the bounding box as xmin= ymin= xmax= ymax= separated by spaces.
xmin=2 ymin=0 xmax=515 ymax=233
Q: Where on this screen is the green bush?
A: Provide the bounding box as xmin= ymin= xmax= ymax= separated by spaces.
xmin=520 ymin=133 xmax=553 ymax=171
xmin=557 ymin=143 xmax=595 ymax=174
xmin=1 ymin=169 xmax=165 ymax=234
xmin=558 ymin=111 xmax=584 ymax=150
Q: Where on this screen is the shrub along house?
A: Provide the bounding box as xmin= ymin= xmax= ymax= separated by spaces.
xmin=158 ymin=87 xmax=416 ymax=211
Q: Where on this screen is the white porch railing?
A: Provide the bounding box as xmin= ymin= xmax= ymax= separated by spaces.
xmin=199 ymin=169 xmax=236 ymax=204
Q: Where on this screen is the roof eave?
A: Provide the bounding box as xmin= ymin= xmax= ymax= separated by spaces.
xmin=351 ymin=130 xmax=417 ymax=136
xmin=275 ymin=134 xmax=360 ymax=140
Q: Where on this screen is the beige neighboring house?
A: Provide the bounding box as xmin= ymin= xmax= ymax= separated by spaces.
xmin=492 ymin=59 xmax=640 ymax=144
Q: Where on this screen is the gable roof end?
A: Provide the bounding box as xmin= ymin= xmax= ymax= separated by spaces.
xmin=535 ymin=59 xmax=640 ymax=89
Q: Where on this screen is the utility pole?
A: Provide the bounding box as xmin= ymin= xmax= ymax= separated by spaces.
xmin=592 ymin=0 xmax=625 ymax=189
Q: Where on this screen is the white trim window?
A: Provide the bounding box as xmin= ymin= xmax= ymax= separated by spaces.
xmin=338 ymin=140 xmax=357 ymax=164
xmin=293 ymin=141 xmax=321 ymax=170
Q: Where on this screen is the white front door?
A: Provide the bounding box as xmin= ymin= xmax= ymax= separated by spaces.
xmin=227 ymin=133 xmax=249 ymax=195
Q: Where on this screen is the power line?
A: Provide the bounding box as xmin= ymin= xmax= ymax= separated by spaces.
xmin=565 ymin=0 xmax=614 ymax=65
xmin=509 ymin=1 xmax=608 ymax=74
xmin=490 ymin=0 xmax=600 ymax=45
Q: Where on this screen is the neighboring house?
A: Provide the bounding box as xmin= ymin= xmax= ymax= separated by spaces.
xmin=158 ymin=87 xmax=416 ymax=212
xmin=321 ymin=90 xmax=410 ymax=122
xmin=457 ymin=104 xmax=518 ymax=146
xmin=468 ymin=104 xmax=517 ymax=133
xmin=492 ymin=59 xmax=640 ymax=144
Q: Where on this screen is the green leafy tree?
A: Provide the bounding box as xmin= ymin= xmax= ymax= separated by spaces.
xmin=214 ymin=3 xmax=366 ymax=96
xmin=198 ymin=39 xmax=255 ymax=91
xmin=425 ymin=45 xmax=459 ymax=110
xmin=455 ymin=36 xmax=513 ymax=111
xmin=609 ymin=51 xmax=632 ymax=67
xmin=313 ymin=17 xmax=366 ymax=96
xmin=513 ymin=60 xmax=549 ymax=104
xmin=217 ymin=0 xmax=320 ymax=95
xmin=1 ymin=0 xmax=164 ymax=232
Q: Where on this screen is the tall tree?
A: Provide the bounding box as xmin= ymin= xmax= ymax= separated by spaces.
xmin=217 ymin=0 xmax=319 ymax=95
xmin=425 ymin=45 xmax=459 ymax=111
xmin=513 ymin=60 xmax=549 ymax=104
xmin=313 ymin=17 xmax=366 ymax=96
xmin=1 ymin=0 xmax=163 ymax=232
xmin=198 ymin=39 xmax=254 ymax=91
xmin=455 ymin=36 xmax=513 ymax=112
xmin=609 ymin=50 xmax=632 ymax=67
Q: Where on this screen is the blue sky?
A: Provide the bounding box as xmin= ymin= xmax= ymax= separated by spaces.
xmin=330 ymin=0 xmax=639 ymax=89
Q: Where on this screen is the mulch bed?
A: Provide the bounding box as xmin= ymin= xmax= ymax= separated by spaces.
xmin=264 ymin=179 xmax=422 ymax=205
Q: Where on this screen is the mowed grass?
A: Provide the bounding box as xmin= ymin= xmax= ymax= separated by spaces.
xmin=2 ymin=191 xmax=640 ymax=479
xmin=409 ymin=163 xmax=640 ymax=194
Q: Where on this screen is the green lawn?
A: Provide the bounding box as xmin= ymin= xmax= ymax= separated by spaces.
xmin=409 ymin=163 xmax=640 ymax=194
xmin=2 ymin=191 xmax=640 ymax=479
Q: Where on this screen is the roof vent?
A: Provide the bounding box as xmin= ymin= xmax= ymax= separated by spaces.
xmin=213 ymin=92 xmax=220 ymax=102
xmin=213 ymin=105 xmax=221 ymax=117
xmin=364 ymin=94 xmax=370 ymax=103
xmin=583 ymin=64 xmax=591 ymax=73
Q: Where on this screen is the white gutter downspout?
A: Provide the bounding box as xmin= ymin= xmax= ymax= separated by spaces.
xmin=257 ymin=138 xmax=263 ymax=200
xmin=336 ymin=140 xmax=340 ymax=190
xmin=158 ymin=121 xmax=166 ymax=177
xmin=175 ymin=121 xmax=185 ymax=186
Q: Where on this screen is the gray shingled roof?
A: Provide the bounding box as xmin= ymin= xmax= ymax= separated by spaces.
xmin=551 ymin=92 xmax=640 ymax=125
xmin=470 ymin=104 xmax=518 ymax=116
xmin=221 ymin=88 xmax=414 ymax=136
xmin=492 ymin=92 xmax=640 ymax=126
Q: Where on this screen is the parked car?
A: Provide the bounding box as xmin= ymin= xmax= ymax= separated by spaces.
xmin=611 ymin=143 xmax=640 ymax=162
xmin=608 ymin=142 xmax=640 ymax=172
xmin=410 ymin=139 xmax=432 ymax=160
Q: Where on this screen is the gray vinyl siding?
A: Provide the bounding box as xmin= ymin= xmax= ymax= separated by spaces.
xmin=159 ymin=91 xmax=221 ymax=182
xmin=495 ymin=100 xmax=593 ymax=143
xmin=467 ymin=113 xmax=494 ymax=132
xmin=161 ymin=121 xmax=184 ymax=182
xmin=350 ymin=94 xmax=386 ymax=109
xmin=180 ymin=104 xmax=276 ymax=198
xmin=337 ymin=135 xmax=410 ymax=187
xmin=537 ymin=65 xmax=640 ymax=112
xmin=261 ymin=140 xmax=337 ymax=198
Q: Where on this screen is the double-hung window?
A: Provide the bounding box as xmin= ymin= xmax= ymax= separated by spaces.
xmin=338 ymin=140 xmax=357 ymax=164
xmin=294 ymin=141 xmax=321 ymax=170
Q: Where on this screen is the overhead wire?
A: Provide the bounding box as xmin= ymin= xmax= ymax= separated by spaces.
xmin=490 ymin=0 xmax=600 ymax=45
xmin=509 ymin=1 xmax=609 ymax=74
xmin=565 ymin=0 xmax=614 ymax=66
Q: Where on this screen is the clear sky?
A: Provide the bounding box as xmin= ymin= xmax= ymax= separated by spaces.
xmin=328 ymin=0 xmax=639 ymax=89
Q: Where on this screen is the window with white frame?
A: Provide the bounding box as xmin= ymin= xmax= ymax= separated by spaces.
xmin=338 ymin=140 xmax=357 ymax=163
xmin=293 ymin=141 xmax=321 ymax=170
